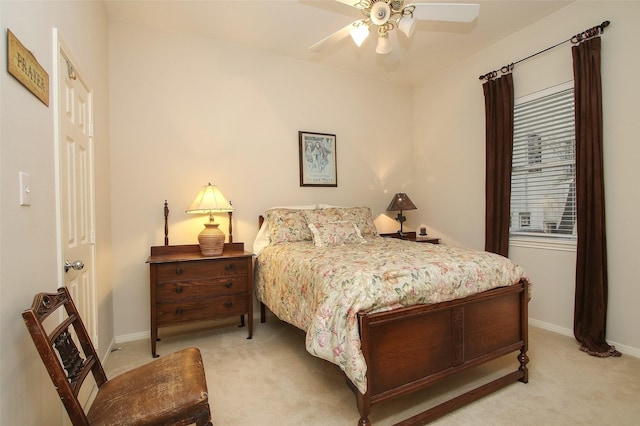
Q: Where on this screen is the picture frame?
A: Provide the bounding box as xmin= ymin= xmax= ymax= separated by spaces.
xmin=298 ymin=131 xmax=337 ymax=187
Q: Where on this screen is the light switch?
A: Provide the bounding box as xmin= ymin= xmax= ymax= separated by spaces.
xmin=19 ymin=172 xmax=31 ymax=206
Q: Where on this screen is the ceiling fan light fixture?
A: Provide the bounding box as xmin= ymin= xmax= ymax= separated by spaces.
xmin=370 ymin=1 xmax=391 ymax=26
xmin=309 ymin=2 xmax=480 ymax=54
xmin=350 ymin=23 xmax=370 ymax=47
xmin=398 ymin=15 xmax=416 ymax=38
xmin=375 ymin=34 xmax=392 ymax=55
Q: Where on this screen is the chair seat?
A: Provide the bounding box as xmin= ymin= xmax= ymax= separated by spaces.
xmin=87 ymin=347 xmax=210 ymax=426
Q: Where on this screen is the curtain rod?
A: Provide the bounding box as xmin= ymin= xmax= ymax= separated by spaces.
xmin=479 ymin=20 xmax=610 ymax=81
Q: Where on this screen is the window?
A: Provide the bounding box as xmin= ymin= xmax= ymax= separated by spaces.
xmin=527 ymin=134 xmax=542 ymax=172
xmin=510 ymin=82 xmax=576 ymax=241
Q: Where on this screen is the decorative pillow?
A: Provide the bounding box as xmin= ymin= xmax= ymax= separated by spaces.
xmin=307 ymin=221 xmax=366 ymax=247
xmin=265 ymin=208 xmax=313 ymax=243
xmin=302 ymin=208 xmax=344 ymax=225
xmin=339 ymin=206 xmax=378 ymax=237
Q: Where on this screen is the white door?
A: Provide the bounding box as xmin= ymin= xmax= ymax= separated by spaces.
xmin=55 ymin=34 xmax=98 ymax=415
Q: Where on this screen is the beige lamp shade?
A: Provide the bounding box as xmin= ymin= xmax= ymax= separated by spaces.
xmin=398 ymin=15 xmax=417 ymax=38
xmin=186 ymin=183 xmax=234 ymax=256
xmin=376 ymin=35 xmax=392 ymax=54
xmin=350 ymin=22 xmax=370 ymax=47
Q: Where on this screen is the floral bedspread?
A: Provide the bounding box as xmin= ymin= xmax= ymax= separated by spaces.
xmin=254 ymin=237 xmax=529 ymax=394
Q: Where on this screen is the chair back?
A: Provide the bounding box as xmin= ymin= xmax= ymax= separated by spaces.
xmin=23 ymin=287 xmax=107 ymax=426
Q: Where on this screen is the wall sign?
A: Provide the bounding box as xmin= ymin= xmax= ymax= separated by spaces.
xmin=7 ymin=29 xmax=49 ymax=106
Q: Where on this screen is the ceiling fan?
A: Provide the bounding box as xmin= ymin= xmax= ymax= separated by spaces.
xmin=309 ymin=0 xmax=480 ymax=55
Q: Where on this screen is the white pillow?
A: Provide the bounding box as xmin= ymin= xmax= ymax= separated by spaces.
xmin=252 ymin=222 xmax=271 ymax=255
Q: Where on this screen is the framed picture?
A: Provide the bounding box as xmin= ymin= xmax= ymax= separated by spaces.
xmin=298 ymin=131 xmax=337 ymax=187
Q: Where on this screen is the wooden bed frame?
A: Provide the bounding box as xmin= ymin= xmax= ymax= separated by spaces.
xmin=257 ymin=216 xmax=529 ymax=426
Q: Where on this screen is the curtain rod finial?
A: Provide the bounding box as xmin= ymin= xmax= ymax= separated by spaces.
xmin=600 ymin=21 xmax=610 ymax=31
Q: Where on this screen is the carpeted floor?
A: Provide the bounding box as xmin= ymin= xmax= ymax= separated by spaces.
xmin=104 ymin=316 xmax=640 ymax=425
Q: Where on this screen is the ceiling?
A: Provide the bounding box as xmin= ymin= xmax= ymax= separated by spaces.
xmin=103 ymin=0 xmax=573 ymax=86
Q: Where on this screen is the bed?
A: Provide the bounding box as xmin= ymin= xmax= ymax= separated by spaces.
xmin=254 ymin=206 xmax=530 ymax=425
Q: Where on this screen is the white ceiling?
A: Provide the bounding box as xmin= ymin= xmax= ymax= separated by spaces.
xmin=103 ymin=0 xmax=573 ymax=86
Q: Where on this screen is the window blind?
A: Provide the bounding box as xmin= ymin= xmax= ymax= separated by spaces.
xmin=511 ymin=86 xmax=576 ymax=240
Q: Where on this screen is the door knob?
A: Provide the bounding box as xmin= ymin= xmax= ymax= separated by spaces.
xmin=64 ymin=259 xmax=85 ymax=273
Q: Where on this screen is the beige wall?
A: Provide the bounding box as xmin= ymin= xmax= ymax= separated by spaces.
xmin=108 ymin=20 xmax=414 ymax=340
xmin=412 ymin=1 xmax=640 ymax=354
xmin=2 ymin=0 xmax=639 ymax=424
xmin=0 ymin=0 xmax=112 ymax=424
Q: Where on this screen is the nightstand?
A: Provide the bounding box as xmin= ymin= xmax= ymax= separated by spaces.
xmin=415 ymin=236 xmax=441 ymax=244
xmin=147 ymin=242 xmax=253 ymax=357
xmin=379 ymin=231 xmax=440 ymax=244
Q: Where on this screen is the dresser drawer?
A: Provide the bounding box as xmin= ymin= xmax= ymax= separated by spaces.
xmin=156 ymin=294 xmax=249 ymax=326
xmin=155 ymin=258 xmax=248 ymax=282
xmin=156 ymin=276 xmax=247 ymax=302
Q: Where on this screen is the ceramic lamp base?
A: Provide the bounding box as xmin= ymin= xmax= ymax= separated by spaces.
xmin=198 ymin=222 xmax=225 ymax=256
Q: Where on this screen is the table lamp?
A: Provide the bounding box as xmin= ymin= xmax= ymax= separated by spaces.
xmin=186 ymin=183 xmax=234 ymax=256
xmin=386 ymin=192 xmax=417 ymax=236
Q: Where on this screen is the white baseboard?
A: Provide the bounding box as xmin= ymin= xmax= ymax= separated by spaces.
xmin=529 ymin=318 xmax=573 ymax=337
xmin=99 ymin=336 xmax=118 ymax=366
xmin=529 ymin=318 xmax=640 ymax=358
xmin=115 ymin=331 xmax=149 ymax=344
xmin=113 ymin=317 xmax=639 ymax=359
xmin=114 ymin=317 xmax=241 ymax=344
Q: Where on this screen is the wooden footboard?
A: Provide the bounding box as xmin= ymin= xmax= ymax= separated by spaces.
xmin=355 ymin=280 xmax=529 ymax=426
xmin=256 ymin=215 xmax=529 ymax=425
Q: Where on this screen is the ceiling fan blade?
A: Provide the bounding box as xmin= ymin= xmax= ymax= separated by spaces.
xmin=410 ymin=3 xmax=480 ymax=23
xmin=309 ymin=21 xmax=360 ymax=52
xmin=334 ymin=0 xmax=362 ymax=8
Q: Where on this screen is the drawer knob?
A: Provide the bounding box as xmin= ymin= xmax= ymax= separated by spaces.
xmin=175 ymin=286 xmax=183 ymax=294
xmin=225 ymin=282 xmax=233 ymax=289
xmin=175 ymin=267 xmax=183 ymax=275
xmin=225 ymin=264 xmax=234 ymax=271
xmin=175 ymin=308 xmax=183 ymax=315
xmin=223 ymin=302 xmax=233 ymax=308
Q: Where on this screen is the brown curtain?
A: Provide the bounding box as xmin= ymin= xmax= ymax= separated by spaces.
xmin=483 ymin=73 xmax=514 ymax=256
xmin=572 ymin=36 xmax=620 ymax=357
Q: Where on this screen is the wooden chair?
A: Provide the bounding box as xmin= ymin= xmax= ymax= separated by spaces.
xmin=22 ymin=287 xmax=213 ymax=426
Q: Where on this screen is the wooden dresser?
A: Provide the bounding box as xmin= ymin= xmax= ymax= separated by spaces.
xmin=147 ymin=243 xmax=253 ymax=357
